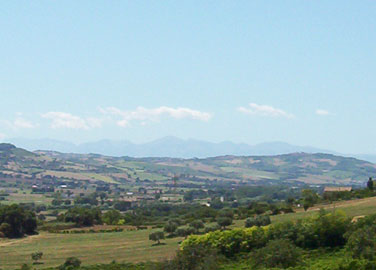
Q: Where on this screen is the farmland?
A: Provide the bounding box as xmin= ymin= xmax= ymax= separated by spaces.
xmin=2 ymin=196 xmax=376 ymax=269
xmin=0 ymin=228 xmax=182 ymax=269
xmin=1 ymin=144 xmax=375 ymax=188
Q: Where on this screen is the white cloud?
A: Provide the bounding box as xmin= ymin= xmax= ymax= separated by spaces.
xmin=237 ymin=103 xmax=295 ymax=119
xmin=0 ymin=117 xmax=37 ymax=130
xmin=13 ymin=118 xmax=37 ymax=129
xmin=100 ymin=106 xmax=212 ymax=127
xmin=0 ymin=133 xmax=6 ymax=140
xmin=315 ymin=109 xmax=330 ymax=116
xmin=42 ymin=112 xmax=103 ymax=130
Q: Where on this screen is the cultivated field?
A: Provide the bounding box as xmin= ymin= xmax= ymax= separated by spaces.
xmin=0 ymin=229 xmax=182 ymax=269
xmin=2 ymin=196 xmax=376 ymax=269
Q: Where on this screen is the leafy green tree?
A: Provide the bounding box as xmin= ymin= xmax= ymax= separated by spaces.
xmin=61 ymin=257 xmax=81 ymax=269
xmin=113 ymin=201 xmax=132 ymax=211
xmin=245 ymin=215 xmax=271 ymax=227
xmin=102 ymin=210 xmax=121 ymax=225
xmin=63 ymin=207 xmax=102 ymax=227
xmin=301 ymin=189 xmax=319 ymax=211
xmin=189 ymin=220 xmax=204 ymax=233
xmin=217 ymin=217 xmax=232 ymax=230
xmin=0 ymin=204 xmax=37 ymax=238
xmin=164 ymin=221 xmax=178 ymax=235
xmin=367 ymin=177 xmax=374 ymax=191
xmin=251 ymin=239 xmax=302 ymax=268
xmin=149 ymin=231 xmax=165 ymax=245
xmin=164 ymin=243 xmax=220 ymax=270
xmin=31 ymin=252 xmax=43 ymax=264
xmin=347 ymin=226 xmax=376 ymax=260
xmin=177 ymin=227 xmax=195 ymax=239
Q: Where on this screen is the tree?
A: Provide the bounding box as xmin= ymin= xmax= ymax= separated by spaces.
xmin=31 ymin=252 xmax=43 ymax=264
xmin=113 ymin=201 xmax=132 ymax=211
xmin=0 ymin=204 xmax=37 ymax=238
xmin=251 ymin=239 xmax=302 ymax=268
xmin=149 ymin=231 xmax=165 ymax=245
xmin=164 ymin=221 xmax=178 ymax=236
xmin=102 ymin=210 xmax=121 ymax=225
xmin=347 ymin=226 xmax=376 ymax=260
xmin=189 ymin=220 xmax=204 ymax=233
xmin=217 ymin=217 xmax=232 ymax=230
xmin=367 ymin=177 xmax=374 ymax=191
xmin=63 ymin=207 xmax=102 ymax=227
xmin=61 ymin=257 xmax=81 ymax=269
xmin=177 ymin=227 xmax=195 ymax=239
xmin=245 ymin=215 xmax=271 ymax=228
xmin=301 ymin=189 xmax=319 ymax=211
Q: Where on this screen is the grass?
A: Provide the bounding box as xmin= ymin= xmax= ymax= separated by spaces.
xmin=0 ymin=229 xmax=183 ymax=270
xmin=271 ymin=196 xmax=376 ymax=223
xmin=3 ymin=189 xmax=53 ymax=205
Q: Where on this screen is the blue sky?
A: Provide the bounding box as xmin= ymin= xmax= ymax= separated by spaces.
xmin=1 ymin=1 xmax=375 ymax=154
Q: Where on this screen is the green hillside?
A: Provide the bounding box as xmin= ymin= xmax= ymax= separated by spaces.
xmin=0 ymin=143 xmax=375 ymax=186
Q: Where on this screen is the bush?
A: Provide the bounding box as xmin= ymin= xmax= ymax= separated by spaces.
xmin=346 ymin=226 xmax=376 ymax=260
xmin=181 ymin=226 xmax=268 ymax=257
xmin=245 ymin=215 xmax=271 ymax=228
xmin=162 ymin=244 xmax=221 ymax=270
xmin=250 ymin=239 xmax=302 ymax=268
xmin=61 ymin=257 xmax=81 ymax=269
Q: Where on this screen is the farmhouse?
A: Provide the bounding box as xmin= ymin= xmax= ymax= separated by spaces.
xmin=323 ymin=187 xmax=353 ymax=193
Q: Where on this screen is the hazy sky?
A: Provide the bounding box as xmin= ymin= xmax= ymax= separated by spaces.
xmin=1 ymin=1 xmax=375 ymax=154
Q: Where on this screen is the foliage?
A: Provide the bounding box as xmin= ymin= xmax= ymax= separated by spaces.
xmin=102 ymin=210 xmax=122 ymax=225
xmin=245 ymin=215 xmax=271 ymax=228
xmin=189 ymin=220 xmax=204 ymax=233
xmin=149 ymin=231 xmax=165 ymax=245
xmin=250 ymin=239 xmax=302 ymax=268
xmin=60 ymin=207 xmax=102 ymax=227
xmin=31 ymin=251 xmax=43 ymax=263
xmin=217 ymin=217 xmax=232 ymax=229
xmin=367 ymin=177 xmax=374 ymax=191
xmin=181 ymin=226 xmax=268 ymax=257
xmin=346 ymin=225 xmax=376 ymax=260
xmin=164 ymin=221 xmax=178 ymax=235
xmin=160 ymin=244 xmax=221 ymax=270
xmin=60 ymin=257 xmax=82 ymax=269
xmin=0 ymin=204 xmax=37 ymax=238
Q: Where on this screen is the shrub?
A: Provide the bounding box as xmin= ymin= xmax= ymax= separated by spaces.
xmin=245 ymin=215 xmax=271 ymax=228
xmin=61 ymin=257 xmax=81 ymax=269
xmin=346 ymin=226 xmax=376 ymax=260
xmin=250 ymin=239 xmax=302 ymax=268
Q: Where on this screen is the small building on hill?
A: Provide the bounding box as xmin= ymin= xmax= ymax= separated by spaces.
xmin=324 ymin=187 xmax=353 ymax=193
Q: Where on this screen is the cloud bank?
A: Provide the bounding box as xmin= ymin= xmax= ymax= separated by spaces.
xmin=42 ymin=112 xmax=103 ymax=130
xmin=238 ymin=103 xmax=294 ymax=119
xmin=100 ymin=106 xmax=212 ymax=127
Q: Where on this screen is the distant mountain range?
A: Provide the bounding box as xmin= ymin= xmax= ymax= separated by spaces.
xmin=3 ymin=137 xmax=333 ymax=157
xmin=4 ymin=136 xmax=376 ymax=163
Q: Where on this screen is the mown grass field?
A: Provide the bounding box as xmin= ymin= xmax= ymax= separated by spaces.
xmin=1 ymin=196 xmax=376 ymax=270
xmin=0 ymin=229 xmax=183 ymax=270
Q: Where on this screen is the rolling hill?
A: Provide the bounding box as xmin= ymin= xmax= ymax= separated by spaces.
xmin=0 ymin=143 xmax=375 ymax=186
